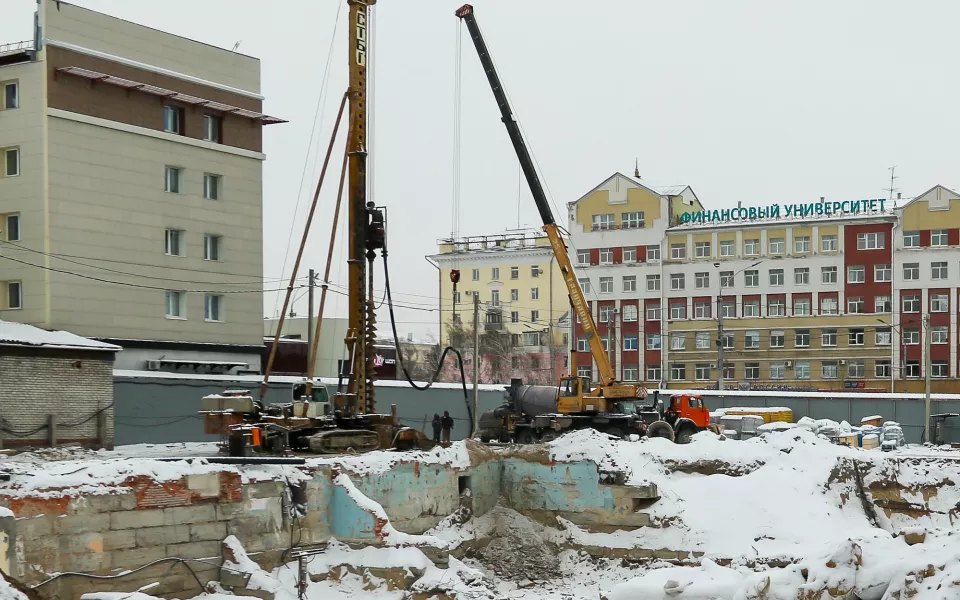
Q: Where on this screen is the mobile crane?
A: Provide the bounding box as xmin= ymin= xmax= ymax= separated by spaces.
xmin=458 ymin=5 xmax=711 ymax=443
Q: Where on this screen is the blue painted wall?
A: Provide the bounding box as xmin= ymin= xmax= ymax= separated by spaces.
xmin=500 ymin=458 xmax=612 ymax=512
xmin=329 ymin=482 xmax=380 ymax=539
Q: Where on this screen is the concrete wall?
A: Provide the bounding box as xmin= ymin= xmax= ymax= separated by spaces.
xmin=0 ymin=349 xmax=114 ymax=447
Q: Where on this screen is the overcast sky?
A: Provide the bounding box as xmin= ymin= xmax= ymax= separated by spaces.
xmin=4 ymin=0 xmax=960 ymax=342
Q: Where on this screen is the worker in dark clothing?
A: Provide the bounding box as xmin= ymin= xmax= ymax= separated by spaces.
xmin=431 ymin=414 xmax=442 ymax=443
xmin=441 ymin=411 xmax=454 ymax=443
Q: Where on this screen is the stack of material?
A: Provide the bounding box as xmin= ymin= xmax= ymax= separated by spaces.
xmin=861 ymin=415 xmax=883 ymax=428
xmin=862 ymin=433 xmax=880 ymax=450
xmin=718 ymin=415 xmax=765 ymax=440
xmin=721 ymin=407 xmax=794 ymax=424
xmin=838 ymin=433 xmax=859 ymax=447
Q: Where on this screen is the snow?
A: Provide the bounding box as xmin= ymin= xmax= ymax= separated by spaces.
xmin=0 ymin=572 xmax=28 ymax=600
xmin=333 ymin=473 xmax=447 ymax=547
xmin=0 ymin=320 xmax=120 ymax=351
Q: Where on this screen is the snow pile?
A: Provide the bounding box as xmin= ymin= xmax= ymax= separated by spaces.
xmin=311 ymin=441 xmax=472 ymax=476
xmin=0 ymin=572 xmax=29 ymax=600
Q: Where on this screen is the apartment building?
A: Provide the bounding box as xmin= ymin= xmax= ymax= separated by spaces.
xmin=428 ymin=230 xmax=569 ymax=384
xmin=0 ymin=1 xmax=284 ymax=373
xmin=570 ymin=172 xmax=960 ymax=393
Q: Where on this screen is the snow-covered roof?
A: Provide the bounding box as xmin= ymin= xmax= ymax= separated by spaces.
xmin=0 ymin=320 xmax=120 ymax=352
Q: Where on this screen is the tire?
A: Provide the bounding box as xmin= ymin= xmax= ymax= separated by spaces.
xmin=515 ymin=428 xmax=535 ymax=444
xmin=604 ymin=426 xmax=626 ymax=440
xmin=646 ymin=420 xmax=675 ymax=442
xmin=480 ymin=435 xmax=492 ymax=444
xmin=539 ymin=430 xmax=559 ymax=442
xmin=675 ymin=427 xmax=695 ymax=445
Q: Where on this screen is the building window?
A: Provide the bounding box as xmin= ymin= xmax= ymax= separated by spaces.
xmin=623 ymin=247 xmax=636 ymax=262
xmin=875 ymin=360 xmax=891 ymax=378
xmin=745 ymin=363 xmax=760 ymax=379
xmin=694 ymin=301 xmax=711 ymax=319
xmin=770 ymin=330 xmax=785 ymax=348
xmin=599 ymin=248 xmax=613 ymax=264
xmin=848 ymin=328 xmax=865 ymax=345
xmin=578 ymin=366 xmax=592 ymax=380
xmin=621 ymin=211 xmax=644 ymax=229
xmin=769 ymin=269 xmax=784 ymax=286
xmin=671 ymin=333 xmax=686 ymax=350
xmin=510 ymin=311 xmax=519 ymax=323
xmin=822 ymin=361 xmax=838 ymax=379
xmin=203 ymin=173 xmax=220 ymax=200
xmin=720 ymin=300 xmax=735 ymax=318
xmin=821 ymin=235 xmax=838 ymax=252
xmin=745 ymin=330 xmax=760 ymax=349
xmin=905 ymin=361 xmax=920 ymax=378
xmin=744 ymin=238 xmax=759 ymax=255
xmin=165 ymin=228 xmax=184 ymax=256
xmin=577 ymin=337 xmax=589 ymax=352
xmin=202 ymin=114 xmax=222 ymax=142
xmin=624 ymin=335 xmax=639 ymax=351
xmin=722 ymin=333 xmax=734 ymax=349
xmin=821 ymin=266 xmax=837 ymax=284
xmin=822 ymin=329 xmax=837 ymax=347
xmin=695 ymin=364 xmax=711 ymax=381
xmin=933 ymin=360 xmax=948 ymax=378
xmin=4 ymin=214 xmax=20 ymax=241
xmin=579 ymin=278 xmax=591 ymax=294
xmin=794 ymin=236 xmax=810 ymax=253
xmin=848 ymin=360 xmax=865 ymax=379
xmin=770 ymin=362 xmax=785 ymax=379
xmin=531 ymin=286 xmax=540 ymax=300
xmin=695 ymin=241 xmax=711 ymax=258
xmin=671 ymin=243 xmax=686 ymax=259
xmin=857 ymin=232 xmax=885 ymax=250
xmin=902 ymin=294 xmax=920 ymax=313
xmin=795 ymin=329 xmax=810 ymax=347
xmin=932 ymin=326 xmax=948 ymax=345
xmin=623 ymin=366 xmax=639 ymax=381
xmin=670 ymin=302 xmax=687 ymax=320
xmin=794 ymin=297 xmax=811 ymax=316
xmin=932 ymin=229 xmax=948 ymax=246
xmin=646 ymin=274 xmax=660 ymax=292
xmin=599 ymin=278 xmax=612 ymax=293
xmin=454 ymin=292 xmax=461 ymax=305
xmin=847 ymin=266 xmax=865 ymax=284
xmin=2 ymin=81 xmax=17 ymax=109
xmin=875 ymin=295 xmax=891 ymax=313
xmin=932 ymin=293 xmax=949 ymax=313
xmin=164 ymin=166 xmax=182 ymax=193
xmin=903 ymin=263 xmax=919 ymax=281
xmin=622 ymin=304 xmax=638 ymax=321
xmin=646 ymin=304 xmax=661 ymax=321
xmin=203 ymin=234 xmax=221 ymax=261
xmin=902 ymin=231 xmax=919 ymax=247
xmin=531 ymin=265 xmax=541 ymax=278
xmin=3 ymin=147 xmax=19 ymax=177
xmin=163 ymin=105 xmax=183 ymax=134
xmin=769 ymin=237 xmax=785 ymax=254
xmin=670 ymin=363 xmax=686 ymax=381
xmin=647 ymin=245 xmax=660 ymax=261
xmin=932 ymin=262 xmax=948 ymax=280
xmin=821 ymin=297 xmax=838 ymax=315
xmin=623 ymin=276 xmax=637 ymax=293
xmin=599 ymin=306 xmax=613 ymax=323
xmin=4 ymin=281 xmax=22 ymax=310
xmin=695 ymin=272 xmax=709 ymax=289
xmin=472 ymin=268 xmax=479 ymax=281
xmin=719 ymin=271 xmax=734 ymax=288
xmin=165 ymin=290 xmax=186 ymax=318
xmin=647 ymin=363 xmax=661 ymax=382
xmin=670 ymin=273 xmax=685 ymax=291
xmin=745 ymin=269 xmax=759 ymax=287
xmin=491 ymin=268 xmax=502 ymax=282
xmin=577 ymin=250 xmax=590 ymax=265
xmin=796 ymin=361 xmax=811 ymax=379
xmin=530 ymin=310 xmax=539 ymax=323
xmin=204 ymin=294 xmax=223 ymax=321
xmin=592 ymin=214 xmax=615 ymax=230
xmin=511 ymin=289 xmax=519 ymax=302
xmin=719 ymin=240 xmax=734 ymax=257
xmin=847 ymin=296 xmax=864 ymax=314
xmin=874 ymin=264 xmax=891 ymax=282
xmin=794 ymin=267 xmax=809 ymax=285
xmin=875 ymin=328 xmax=892 ymax=345
xmin=491 ymin=290 xmax=500 ymax=306
xmin=903 ymin=328 xmax=920 ymax=345
xmin=768 ymin=298 xmax=785 ymax=316
xmin=694 ymin=331 xmax=711 ymax=349
xmin=743 ymin=300 xmax=760 ymax=317
xmin=646 ymin=333 xmax=661 ymax=350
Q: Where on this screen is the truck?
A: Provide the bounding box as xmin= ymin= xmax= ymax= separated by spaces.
xmin=457 ymin=4 xmax=712 ymax=444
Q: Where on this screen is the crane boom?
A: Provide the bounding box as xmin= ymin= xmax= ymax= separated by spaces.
xmin=455 ymin=4 xmax=617 ymax=388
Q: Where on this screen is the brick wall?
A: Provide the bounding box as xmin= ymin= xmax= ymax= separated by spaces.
xmin=0 ymin=349 xmax=115 ymax=448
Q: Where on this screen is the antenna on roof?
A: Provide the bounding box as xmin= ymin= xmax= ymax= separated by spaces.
xmin=232 ymin=40 xmax=243 ymax=52
xmin=887 ymin=166 xmax=900 ymax=206
xmin=633 ymin=158 xmax=640 ymax=179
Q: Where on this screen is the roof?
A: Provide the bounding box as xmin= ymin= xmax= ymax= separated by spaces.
xmin=569 ymin=172 xmax=696 ymax=207
xmin=897 ymin=184 xmax=960 ymax=210
xmin=0 ymin=320 xmax=120 ymax=352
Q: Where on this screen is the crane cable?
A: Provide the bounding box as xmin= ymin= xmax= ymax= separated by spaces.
xmin=451 ymin=20 xmax=463 ymax=262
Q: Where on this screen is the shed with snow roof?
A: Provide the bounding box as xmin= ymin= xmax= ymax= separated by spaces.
xmin=0 ymin=320 xmax=120 ymax=449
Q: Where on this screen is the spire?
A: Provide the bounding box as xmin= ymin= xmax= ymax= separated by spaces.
xmin=633 ymin=158 xmax=640 ymax=179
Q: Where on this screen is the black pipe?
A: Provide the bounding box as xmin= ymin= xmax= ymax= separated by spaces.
xmin=155 ymin=456 xmax=306 ymax=465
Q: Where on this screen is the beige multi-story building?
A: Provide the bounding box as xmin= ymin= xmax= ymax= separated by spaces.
xmin=428 ymin=229 xmax=569 ymax=384
xmin=0 ymin=1 xmax=284 ymax=373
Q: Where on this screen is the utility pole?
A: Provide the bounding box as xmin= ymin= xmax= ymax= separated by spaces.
xmin=307 ymin=268 xmax=316 ymax=376
xmin=717 ymin=291 xmax=725 ymax=391
xmin=472 ymin=293 xmax=480 ymax=437
xmin=924 ymin=313 xmax=931 ymax=443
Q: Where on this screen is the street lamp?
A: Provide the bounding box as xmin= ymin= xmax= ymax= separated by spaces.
xmin=879 ymin=315 xmax=932 ymax=443
xmin=714 ymin=260 xmax=762 ymax=391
